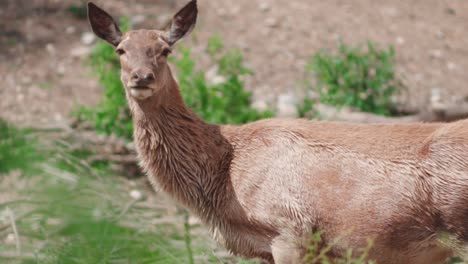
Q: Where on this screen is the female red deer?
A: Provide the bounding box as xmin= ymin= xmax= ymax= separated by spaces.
xmin=87 ymin=1 xmax=468 ymax=263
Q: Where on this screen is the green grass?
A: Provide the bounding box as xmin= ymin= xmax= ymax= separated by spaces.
xmin=306 ymin=42 xmax=401 ymax=116
xmin=0 ymin=120 xmax=231 ymax=264
xmin=303 ymin=231 xmax=375 ymax=264
xmin=0 ymin=119 xmax=43 ymax=175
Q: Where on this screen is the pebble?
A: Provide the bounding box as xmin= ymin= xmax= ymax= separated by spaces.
xmin=265 ymin=17 xmax=279 ymax=28
xmin=252 ymin=99 xmax=269 ymax=112
xmin=131 ymin=15 xmax=146 ymax=26
xmin=5 ymin=234 xmax=15 ymax=244
xmin=188 ymin=216 xmax=201 ymax=225
xmin=436 ymin=30 xmax=445 ymax=39
xmin=447 ymin=62 xmax=456 ymax=71
xmin=276 ymin=92 xmax=299 ymax=118
xmin=130 ymin=189 xmax=144 ymax=200
xmin=66 ymin=26 xmax=76 ymax=35
xmin=205 ymin=66 xmax=226 ymax=85
xmin=21 ymin=76 xmax=32 ymax=85
xmin=81 ymin=32 xmax=96 ymax=45
xmin=70 ymin=46 xmax=92 ymax=58
xmin=46 ymin=43 xmax=56 ymax=55
xmin=396 ymin=36 xmax=405 ymax=45
xmin=445 ymin=8 xmax=456 ymax=15
xmin=429 ymin=49 xmax=443 ymax=59
xmin=56 ymin=64 xmax=66 ymax=75
xmin=259 ymin=2 xmax=270 ymax=12
xmin=217 ymin=8 xmax=228 ymax=18
xmin=431 ymin=88 xmax=442 ymax=104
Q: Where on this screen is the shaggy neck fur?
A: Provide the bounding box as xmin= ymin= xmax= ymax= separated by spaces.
xmin=126 ymin=65 xmax=233 ymax=218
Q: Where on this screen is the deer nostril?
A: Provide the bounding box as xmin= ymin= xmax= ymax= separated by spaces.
xmin=144 ymin=72 xmax=155 ymax=81
xmin=131 ymin=72 xmax=140 ymax=81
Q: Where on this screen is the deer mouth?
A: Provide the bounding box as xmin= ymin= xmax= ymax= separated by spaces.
xmin=130 ymin=86 xmax=151 ymax=90
xmin=129 ymin=86 xmax=154 ymax=99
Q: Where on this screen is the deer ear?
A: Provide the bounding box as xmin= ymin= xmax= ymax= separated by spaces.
xmin=87 ymin=2 xmax=122 ymax=46
xmin=165 ymin=0 xmax=198 ymax=46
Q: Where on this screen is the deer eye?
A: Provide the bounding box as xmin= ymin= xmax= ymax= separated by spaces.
xmin=161 ymin=48 xmax=172 ymax=57
xmin=116 ymin=48 xmax=125 ymax=56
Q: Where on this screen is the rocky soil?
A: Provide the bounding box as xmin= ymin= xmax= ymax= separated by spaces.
xmin=1 ymin=0 xmax=468 ymax=126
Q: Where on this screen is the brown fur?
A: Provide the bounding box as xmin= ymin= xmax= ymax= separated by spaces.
xmin=88 ymin=1 xmax=468 ymax=263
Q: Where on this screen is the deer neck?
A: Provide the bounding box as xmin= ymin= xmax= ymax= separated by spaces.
xmin=127 ymin=66 xmax=233 ymax=214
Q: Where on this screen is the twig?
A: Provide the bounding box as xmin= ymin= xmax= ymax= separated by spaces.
xmin=6 ymin=207 xmax=21 ymax=255
xmin=88 ymin=154 xmax=137 ymax=164
xmin=183 ymin=210 xmax=195 ymax=264
xmin=0 ymin=251 xmax=35 ymax=259
xmin=116 ymin=198 xmax=140 ymax=220
xmin=0 ymin=208 xmax=36 ymax=232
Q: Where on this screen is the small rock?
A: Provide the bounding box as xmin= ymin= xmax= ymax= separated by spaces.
xmin=5 ymin=234 xmax=15 ymax=244
xmin=396 ymin=36 xmax=405 ymax=45
xmin=277 ymin=93 xmax=299 ymax=118
xmin=66 ymin=26 xmax=76 ymax=35
xmin=47 ymin=218 xmax=62 ymax=225
xmin=252 ymin=100 xmax=269 ymax=112
xmin=205 ymin=66 xmax=226 ymax=85
xmin=429 ymin=49 xmax=443 ymax=59
xmin=56 ymin=64 xmax=66 ymax=75
xmin=21 ymin=76 xmax=32 ymax=85
xmin=130 ymin=189 xmax=144 ymax=200
xmin=431 ymin=88 xmax=442 ymax=105
xmin=382 ymin=6 xmax=398 ymax=17
xmin=230 ymin=6 xmax=241 ymax=15
xmin=54 ymin=113 xmax=63 ymax=122
xmin=45 ymin=43 xmax=56 ymax=55
xmin=445 ymin=7 xmax=456 ymax=15
xmin=131 ymin=14 xmax=146 ymax=26
xmin=265 ymin=17 xmax=279 ymax=28
xmin=217 ymin=8 xmax=228 ymax=17
xmin=259 ymin=2 xmax=270 ymax=12
xmin=447 ymin=62 xmax=456 ymax=70
xmin=188 ymin=216 xmax=201 ymax=225
xmin=70 ymin=46 xmax=92 ymax=58
xmin=436 ymin=30 xmax=445 ymax=39
xmin=81 ymin=32 xmax=96 ymax=45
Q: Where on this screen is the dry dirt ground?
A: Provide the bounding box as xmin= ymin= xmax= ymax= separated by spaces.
xmin=1 ymin=0 xmax=468 ymax=128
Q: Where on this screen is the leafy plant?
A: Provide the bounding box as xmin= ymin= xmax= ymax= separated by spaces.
xmin=0 ymin=119 xmax=43 ymax=175
xmin=296 ymin=97 xmax=318 ymax=119
xmin=68 ymin=2 xmax=87 ymax=19
xmin=172 ymin=36 xmax=273 ymax=124
xmin=306 ymin=42 xmax=400 ymax=116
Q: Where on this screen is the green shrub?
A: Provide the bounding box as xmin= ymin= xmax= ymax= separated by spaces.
xmin=77 ymin=32 xmax=272 ymax=141
xmin=67 ymin=2 xmax=87 ymax=19
xmin=172 ymin=36 xmax=273 ymax=124
xmin=0 ymin=119 xmax=43 ymax=175
xmin=306 ymin=42 xmax=400 ymax=116
xmin=296 ymin=97 xmax=318 ymax=119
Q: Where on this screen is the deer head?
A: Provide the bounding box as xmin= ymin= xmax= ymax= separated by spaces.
xmin=87 ymin=0 xmax=197 ymax=101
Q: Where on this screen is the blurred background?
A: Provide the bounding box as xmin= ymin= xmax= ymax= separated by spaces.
xmin=1 ymin=0 xmax=467 ymax=263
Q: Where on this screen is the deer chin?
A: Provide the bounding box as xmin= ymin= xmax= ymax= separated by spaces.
xmin=129 ymin=87 xmax=154 ymax=100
